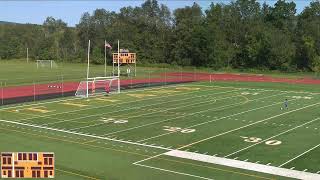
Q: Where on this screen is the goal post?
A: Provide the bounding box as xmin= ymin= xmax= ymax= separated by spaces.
xmin=36 ymin=60 xmax=58 ymax=69
xmin=75 ymin=76 xmax=120 ymax=98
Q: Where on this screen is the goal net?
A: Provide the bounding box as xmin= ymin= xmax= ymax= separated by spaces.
xmin=75 ymin=76 xmax=120 ymax=98
xmin=36 ymin=60 xmax=58 ymax=69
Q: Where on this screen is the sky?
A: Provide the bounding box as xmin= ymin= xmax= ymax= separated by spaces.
xmin=0 ymin=0 xmax=312 ymax=27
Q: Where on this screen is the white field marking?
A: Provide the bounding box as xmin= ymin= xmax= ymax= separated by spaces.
xmin=225 ymin=117 xmax=320 ymax=157
xmin=44 ymin=88 xmax=242 ymax=126
xmin=164 ymin=150 xmax=320 ymax=180
xmin=177 ymin=101 xmax=320 ymax=150
xmin=0 ymin=83 xmax=182 ymax=110
xmin=136 ymin=92 xmax=292 ymax=142
xmin=68 ymin=122 xmax=108 ymax=131
xmin=190 ymin=84 xmax=320 ymax=95
xmin=41 ymin=87 xmax=241 ymax=125
xmin=279 ymin=143 xmax=320 ymax=167
xmin=118 ymin=91 xmax=290 ymax=140
xmin=2 ymin=84 xmax=222 ymax=123
xmin=103 ymin=93 xmax=255 ymax=137
xmin=133 ymin=163 xmax=213 ymax=180
xmin=290 ymin=167 xmax=295 ymax=170
xmin=0 ymin=118 xmax=173 ymax=151
xmin=267 ymin=163 xmax=271 ymax=166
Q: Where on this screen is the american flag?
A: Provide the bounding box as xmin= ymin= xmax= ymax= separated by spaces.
xmin=105 ymin=41 xmax=112 ymax=49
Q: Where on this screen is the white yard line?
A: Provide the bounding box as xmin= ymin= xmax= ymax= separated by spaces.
xmin=64 ymin=95 xmax=241 ymax=131
xmin=15 ymin=86 xmax=238 ymax=124
xmin=279 ymin=143 xmax=320 ymax=167
xmin=137 ymin=92 xmax=290 ymax=142
xmin=133 ymin=163 xmax=213 ymax=180
xmin=225 ymin=117 xmax=320 ymax=157
xmin=177 ymin=102 xmax=320 ymax=150
xmin=44 ymin=88 xmax=241 ymax=126
xmin=69 ymin=122 xmax=108 ymax=131
xmin=190 ymin=84 xmax=320 ymax=95
xmin=0 ymin=118 xmax=173 ymax=151
xmin=164 ymin=150 xmax=320 ymax=180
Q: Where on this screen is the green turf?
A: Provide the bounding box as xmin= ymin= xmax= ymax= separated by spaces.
xmin=1 ymin=81 xmax=320 ymax=179
xmin=0 ymin=59 xmax=318 ymax=88
xmin=0 ymin=60 xmax=190 ymax=88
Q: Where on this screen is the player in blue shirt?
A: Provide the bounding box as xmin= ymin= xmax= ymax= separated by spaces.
xmin=284 ymin=99 xmax=288 ymax=109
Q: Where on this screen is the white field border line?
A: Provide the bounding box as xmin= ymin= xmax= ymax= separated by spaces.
xmin=164 ymin=150 xmax=320 ymax=180
xmin=132 ymin=153 xmax=213 ymax=180
xmin=67 ymin=95 xmax=241 ymax=131
xmin=279 ymin=143 xmax=320 ymax=167
xmin=133 ymin=163 xmax=213 ymax=180
xmin=177 ymin=101 xmax=320 ymax=150
xmin=0 ymin=118 xmax=173 ymax=151
xmin=225 ymin=117 xmax=320 ymax=158
xmin=14 ymin=86 xmax=239 ymax=124
xmin=0 ymin=82 xmax=182 ymax=110
xmin=43 ymin=88 xmax=242 ymax=126
xmin=104 ymin=91 xmax=288 ymax=138
xmin=136 ymin=92 xmax=290 ymax=142
xmin=191 ymin=84 xmax=320 ymax=95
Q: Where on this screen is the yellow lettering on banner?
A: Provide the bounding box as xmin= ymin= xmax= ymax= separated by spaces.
xmin=94 ymin=98 xmax=119 ymax=102
xmin=25 ymin=106 xmax=51 ymax=113
xmin=175 ymin=87 xmax=200 ymax=91
xmin=61 ymin=102 xmax=88 ymax=107
xmin=128 ymin=94 xmax=156 ymax=98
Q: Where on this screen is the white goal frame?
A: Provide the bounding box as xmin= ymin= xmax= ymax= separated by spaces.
xmin=75 ymin=76 xmax=120 ymax=98
xmin=36 ymin=60 xmax=57 ymax=69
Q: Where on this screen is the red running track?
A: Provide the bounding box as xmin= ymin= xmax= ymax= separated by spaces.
xmin=0 ymin=77 xmax=195 ymax=99
xmin=166 ymin=72 xmax=320 ymax=85
xmin=1 ymin=72 xmax=319 ymax=100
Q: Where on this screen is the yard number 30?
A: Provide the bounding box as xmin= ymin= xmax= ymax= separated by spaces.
xmin=240 ymin=136 xmax=282 ymax=146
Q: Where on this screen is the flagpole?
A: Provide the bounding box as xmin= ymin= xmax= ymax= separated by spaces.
xmin=86 ymin=40 xmax=90 ymax=98
xmin=117 ymin=40 xmax=120 ymax=93
xmin=104 ymin=40 xmax=107 ymax=77
xmin=118 ymin=40 xmax=120 ymax=77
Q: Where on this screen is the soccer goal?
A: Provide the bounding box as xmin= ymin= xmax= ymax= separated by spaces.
xmin=36 ymin=60 xmax=58 ymax=69
xmin=75 ymin=76 xmax=120 ymax=98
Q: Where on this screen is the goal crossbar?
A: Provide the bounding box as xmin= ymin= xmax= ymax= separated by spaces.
xmin=75 ymin=76 xmax=120 ymax=98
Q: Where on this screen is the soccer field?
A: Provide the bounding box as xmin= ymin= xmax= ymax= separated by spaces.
xmin=1 ymin=81 xmax=320 ymax=180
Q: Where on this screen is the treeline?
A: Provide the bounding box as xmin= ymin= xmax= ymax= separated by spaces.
xmin=0 ymin=0 xmax=320 ymax=72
